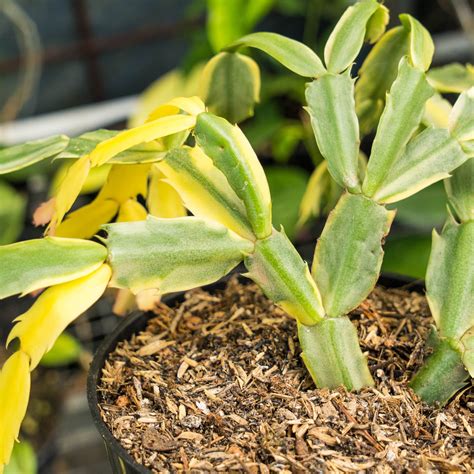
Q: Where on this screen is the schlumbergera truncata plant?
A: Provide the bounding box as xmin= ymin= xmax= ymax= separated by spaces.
xmin=0 ymin=0 xmax=473 ymax=470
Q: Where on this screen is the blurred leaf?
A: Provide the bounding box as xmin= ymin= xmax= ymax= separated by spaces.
xmin=271 ymin=122 xmax=304 ymax=163
xmin=0 ymin=136 xmax=69 ymax=175
xmin=4 ymin=439 xmax=36 ymax=474
xmin=427 ymin=63 xmax=474 ymax=93
xmin=355 ymin=26 xmax=409 ymax=135
xmin=207 ymin=0 xmax=275 ymax=52
xmin=392 ymin=181 xmax=447 ymax=230
xmin=200 ymin=52 xmax=260 ymax=123
xmin=227 ymin=32 xmax=326 ymax=78
xmin=445 ymin=159 xmax=474 ymax=222
xmin=266 ymin=166 xmax=308 ymax=239
xmin=0 ymin=181 xmax=26 ymax=245
xmin=449 ymin=88 xmax=474 ymax=144
xmin=382 ymin=234 xmax=431 ymax=279
xmin=423 ymin=93 xmax=452 ymax=129
xmin=40 ymin=332 xmax=81 ymax=367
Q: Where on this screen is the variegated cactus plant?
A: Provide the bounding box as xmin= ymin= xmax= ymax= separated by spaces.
xmin=0 ymin=1 xmax=472 ymax=470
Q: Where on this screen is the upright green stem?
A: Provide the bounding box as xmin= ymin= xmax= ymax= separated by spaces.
xmin=298 ymin=316 xmax=374 ymax=390
xmin=244 ymin=228 xmax=374 ymax=390
xmin=410 ymin=339 xmax=469 ymax=405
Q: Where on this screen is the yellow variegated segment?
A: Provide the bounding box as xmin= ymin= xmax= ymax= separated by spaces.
xmin=50 ymin=155 xmax=91 ymax=230
xmin=423 ymin=93 xmax=452 ymax=128
xmin=157 ymin=146 xmax=254 ymax=240
xmin=147 ymin=166 xmax=186 ymax=218
xmin=244 ymin=229 xmax=324 ymax=325
xmin=89 ymin=114 xmax=196 ymax=166
xmin=147 ymin=96 xmax=205 ymax=122
xmin=427 ymin=63 xmax=474 ymax=93
xmin=0 ymin=237 xmax=107 ymax=299
xmin=54 ymin=164 xmax=150 ymax=238
xmin=99 ymin=164 xmax=150 ymax=202
xmin=7 ymin=264 xmax=112 ymax=369
xmin=55 ymin=199 xmax=119 ymax=239
xmin=460 ymin=327 xmax=474 ymax=377
xmin=449 ymin=87 xmax=474 ymax=142
xmin=400 ymin=14 xmax=434 ymax=72
xmin=117 ymin=199 xmax=148 ymax=222
xmin=0 ymin=351 xmax=30 ymax=470
xmin=194 ymin=113 xmax=272 ymax=238
xmin=128 ymin=65 xmax=203 ymax=127
xmin=50 ymin=162 xmax=111 ymax=197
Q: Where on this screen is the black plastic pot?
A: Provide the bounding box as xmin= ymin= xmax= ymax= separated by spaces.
xmin=87 ymin=274 xmax=421 ymax=473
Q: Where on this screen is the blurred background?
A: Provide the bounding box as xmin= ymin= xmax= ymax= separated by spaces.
xmin=0 ymin=1 xmax=473 ymax=472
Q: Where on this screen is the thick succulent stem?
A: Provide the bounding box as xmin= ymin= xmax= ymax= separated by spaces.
xmin=244 ymin=229 xmax=373 ymax=390
xmin=410 ymin=339 xmax=469 ymax=406
xmin=298 ymin=316 xmax=374 ymax=390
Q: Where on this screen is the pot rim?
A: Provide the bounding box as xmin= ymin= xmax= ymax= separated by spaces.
xmin=87 ymin=272 xmax=422 ymax=472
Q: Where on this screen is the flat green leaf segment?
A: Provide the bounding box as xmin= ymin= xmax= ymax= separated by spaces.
xmin=355 ymin=26 xmax=409 ymax=135
xmin=105 ymin=216 xmax=254 ymax=294
xmin=449 ymin=87 xmax=474 ymax=146
xmin=0 ymin=135 xmax=69 ymax=174
xmin=324 ymin=0 xmax=387 ymax=74
xmin=312 ymin=193 xmax=395 ymax=318
xmin=56 ymin=130 xmax=166 ymax=164
xmin=244 ymin=229 xmax=324 ymax=326
xmin=157 ymin=147 xmax=254 ymax=240
xmin=194 ymin=113 xmax=272 ymax=239
xmin=445 ymin=159 xmax=474 ymax=222
xmin=363 ymin=58 xmax=434 ymax=197
xmin=410 ymin=338 xmax=469 ymax=406
xmin=372 ymin=128 xmax=469 ymax=204
xmin=298 ymin=316 xmax=374 ymax=390
xmin=0 ymin=181 xmax=26 ymax=245
xmin=427 ymin=63 xmax=474 ymax=93
xmin=399 ymin=14 xmax=434 ymax=71
xmin=305 ymin=72 xmax=360 ymax=192
xmin=0 ymin=237 xmax=107 ymax=299
xmin=226 ymin=32 xmax=326 ymax=78
xmin=200 ymin=52 xmax=260 ymax=124
xmin=426 ymin=219 xmax=474 ymax=340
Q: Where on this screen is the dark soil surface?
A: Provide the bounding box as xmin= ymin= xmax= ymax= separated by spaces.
xmin=97 ymin=278 xmax=473 ymax=473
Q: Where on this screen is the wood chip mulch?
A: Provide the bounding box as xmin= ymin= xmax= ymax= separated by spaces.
xmin=97 ymin=277 xmax=473 ymax=473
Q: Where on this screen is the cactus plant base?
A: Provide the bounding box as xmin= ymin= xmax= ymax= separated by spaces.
xmin=91 ymin=277 xmax=473 ymax=473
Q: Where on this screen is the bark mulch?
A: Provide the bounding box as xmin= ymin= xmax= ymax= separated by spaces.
xmin=97 ymin=277 xmax=473 ymax=473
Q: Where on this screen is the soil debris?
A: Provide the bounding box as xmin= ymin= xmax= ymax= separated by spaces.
xmin=98 ymin=277 xmax=473 ymax=473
